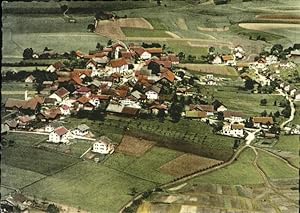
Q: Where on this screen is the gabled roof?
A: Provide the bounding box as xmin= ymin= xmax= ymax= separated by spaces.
xmin=231 ymin=123 xmax=245 ymax=129
xmin=221 ymin=55 xmax=234 ymax=61
xmin=77 ymin=124 xmax=90 ymax=132
xmin=185 ymin=111 xmax=207 ymax=118
xmin=54 ymin=126 xmax=69 ymax=136
xmin=146 ymin=48 xmax=163 ymax=54
xmin=5 ymin=97 xmax=41 ymax=111
xmin=133 ymin=47 xmax=147 ymax=56
xmin=109 ymin=58 xmax=128 ymax=68
xmin=253 ymin=117 xmax=274 ymax=124
xmin=54 ymin=87 xmax=70 ymax=98
xmin=41 ymin=108 xmax=61 ymax=119
xmin=73 ymin=69 xmax=92 ymax=77
xmin=76 ymin=86 xmax=91 ymax=93
xmin=160 ymin=69 xmax=175 ymax=82
xmin=77 ymin=96 xmax=91 ymax=104
xmin=121 ymin=107 xmax=140 ymax=115
xmin=223 ymin=111 xmax=244 ymax=118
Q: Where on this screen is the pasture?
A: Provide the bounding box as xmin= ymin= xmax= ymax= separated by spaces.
xmin=23 ymin=161 xmax=156 ymax=213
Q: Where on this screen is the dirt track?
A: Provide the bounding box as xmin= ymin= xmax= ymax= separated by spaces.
xmin=176 ymin=18 xmax=188 ymax=30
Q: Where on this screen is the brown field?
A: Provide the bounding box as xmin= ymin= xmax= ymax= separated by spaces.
xmin=160 ymin=154 xmax=222 ymax=177
xmin=116 ymin=135 xmax=156 ymax=156
xmin=176 ymin=18 xmax=188 ymax=30
xmin=95 ymin=18 xmax=153 ymax=39
xmin=177 ymin=64 xmax=238 ymax=76
xmin=256 ymin=14 xmax=300 ymax=23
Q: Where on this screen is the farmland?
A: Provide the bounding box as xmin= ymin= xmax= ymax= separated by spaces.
xmin=190 ymin=148 xmax=264 ymax=185
xmin=257 ymin=150 xmax=298 ymax=180
xmin=177 ymin=64 xmax=238 ymax=76
xmin=23 ymin=161 xmax=156 ymax=213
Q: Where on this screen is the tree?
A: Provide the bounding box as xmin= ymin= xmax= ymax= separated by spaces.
xmin=157 ymin=0 xmax=161 ymax=6
xmin=129 ymin=187 xmax=138 ymax=196
xmin=208 ymin=46 xmax=215 ymax=53
xmin=177 ymin=52 xmax=185 ymax=61
xmin=169 ymin=103 xmax=183 ymax=122
xmin=260 ymin=99 xmax=267 ymax=106
xmin=157 ymin=109 xmax=166 ymax=122
xmin=213 ymin=121 xmax=223 ymax=133
xmin=107 ymin=39 xmax=113 ymax=46
xmin=274 ymin=110 xmax=280 ymax=117
xmin=273 ymin=100 xmax=277 ymax=106
xmin=87 ymin=24 xmax=95 ymax=32
xmin=261 ymin=110 xmax=267 ymax=117
xmin=281 ymin=106 xmax=291 ymax=118
xmin=271 ymin=44 xmax=283 ymax=56
xmin=23 ymin=48 xmax=34 ymax=60
xmin=96 ymin=42 xmax=103 ymax=51
xmin=47 ymin=204 xmax=59 ymax=213
xmin=244 ymin=79 xmax=255 ymax=90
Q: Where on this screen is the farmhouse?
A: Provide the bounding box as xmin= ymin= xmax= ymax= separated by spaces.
xmin=223 ymin=111 xmax=244 ymax=122
xmin=185 ymin=111 xmax=207 ymax=119
xmin=133 ymin=47 xmax=152 ymax=60
xmin=109 ymin=58 xmax=129 ymax=73
xmin=221 ymin=55 xmax=235 ymax=65
xmin=72 ymin=124 xmax=90 ymax=136
xmin=92 ymin=136 xmax=114 ymax=154
xmin=49 ymin=87 xmax=70 ymax=103
xmin=222 ymin=123 xmax=244 ymax=138
xmin=48 ymin=126 xmax=70 ymax=143
xmin=252 ymin=117 xmax=274 ymax=128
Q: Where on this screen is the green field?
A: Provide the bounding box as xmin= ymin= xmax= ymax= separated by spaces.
xmin=122 ymin=27 xmax=171 ymax=38
xmin=190 ymin=148 xmax=264 ymax=185
xmin=210 ymin=84 xmax=284 ymax=117
xmin=104 ymin=147 xmax=182 ymax=184
xmin=257 ymin=150 xmax=298 ymax=180
xmin=2 ymin=133 xmax=80 ymax=176
xmin=1 ymin=164 xmax=46 ymax=189
xmin=23 ymin=161 xmax=155 ymax=212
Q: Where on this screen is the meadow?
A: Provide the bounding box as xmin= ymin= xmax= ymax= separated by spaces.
xmin=23 ymin=161 xmax=156 ymax=212
xmin=189 ymin=148 xmax=264 ymax=185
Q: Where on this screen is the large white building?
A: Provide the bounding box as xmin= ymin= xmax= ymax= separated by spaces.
xmin=92 ymin=136 xmax=114 ymax=154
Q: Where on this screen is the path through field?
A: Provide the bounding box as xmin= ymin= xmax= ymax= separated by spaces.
xmin=176 ymin=18 xmax=188 ymax=30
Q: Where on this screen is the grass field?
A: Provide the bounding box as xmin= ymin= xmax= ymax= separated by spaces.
xmin=257 ymin=150 xmax=298 ymax=180
xmin=2 ymin=133 xmax=80 ymax=176
xmin=190 ymin=148 xmax=264 ymax=185
xmin=121 ymin=27 xmax=171 ymax=37
xmin=1 ymin=164 xmax=46 ymax=189
xmin=104 ymin=146 xmax=182 ymax=183
xmin=23 ymin=161 xmax=156 ymax=212
xmin=209 ymin=84 xmax=284 ymax=117
xmin=178 ymin=64 xmax=238 ymax=76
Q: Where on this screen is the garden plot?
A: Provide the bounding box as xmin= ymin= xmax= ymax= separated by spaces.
xmin=116 ymin=135 xmax=156 ymax=157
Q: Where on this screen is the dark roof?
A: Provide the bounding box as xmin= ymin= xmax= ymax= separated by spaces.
xmin=121 ymin=107 xmax=139 ymax=115
xmin=54 ymin=87 xmax=70 ymax=98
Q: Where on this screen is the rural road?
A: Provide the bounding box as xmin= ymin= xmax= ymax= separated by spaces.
xmin=277 ymin=88 xmax=296 ymax=129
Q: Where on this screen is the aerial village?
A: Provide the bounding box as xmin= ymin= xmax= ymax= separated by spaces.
xmin=2 ymin=40 xmax=300 ymax=160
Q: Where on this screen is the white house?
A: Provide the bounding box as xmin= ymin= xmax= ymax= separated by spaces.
xmin=145 ymin=90 xmax=159 ymax=100
xmin=49 ymin=87 xmax=70 ymax=103
xmin=48 ymin=126 xmax=70 ymax=143
xmin=140 ymin=51 xmax=151 ymax=60
xmin=222 ymin=123 xmax=244 ymax=138
xmin=25 ymin=75 xmax=36 ymax=83
xmin=266 ymin=55 xmax=278 ymax=65
xmin=233 ymin=45 xmax=245 ymax=60
xmin=72 ymin=124 xmax=90 ymax=136
xmin=60 ymin=105 xmax=71 ymax=115
xmin=223 ymin=111 xmax=244 ymax=123
xmin=92 ymin=136 xmax=114 ymax=154
xmin=217 ymin=105 xmax=227 ymax=112
xmin=212 ymin=55 xmax=222 ymax=64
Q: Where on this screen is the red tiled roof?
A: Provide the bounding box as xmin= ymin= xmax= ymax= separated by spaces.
xmin=54 ymin=87 xmax=70 ymax=98
xmin=110 ymin=58 xmax=128 ymax=68
xmin=73 ymin=69 xmax=92 ymax=77
xmin=77 ymin=86 xmax=91 ymax=93
xmin=54 ymin=126 xmax=69 ymax=136
xmin=41 ymin=108 xmax=61 ymax=119
xmin=121 ymin=107 xmax=139 ymax=115
xmin=160 ymin=69 xmax=175 ymax=82
xmin=133 ymin=47 xmax=146 ymax=56
xmin=77 ymin=96 xmax=91 ymax=104
xmin=146 ymin=48 xmax=163 ymax=54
